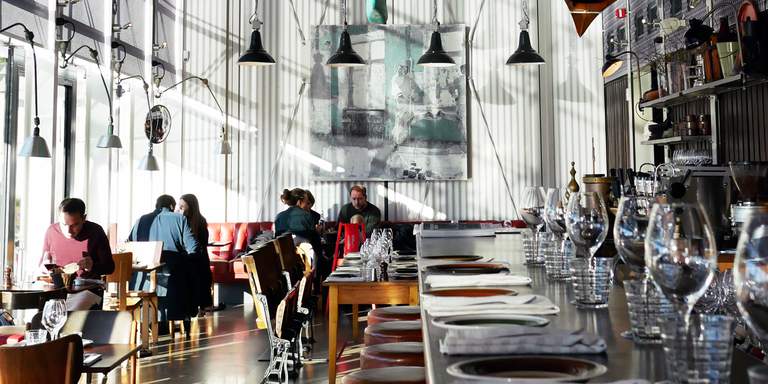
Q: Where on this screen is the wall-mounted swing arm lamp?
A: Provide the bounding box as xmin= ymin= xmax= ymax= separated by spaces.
xmin=681 ymin=2 xmax=743 ymax=52
xmin=326 ymin=0 xmax=366 ymax=67
xmin=155 ymin=76 xmax=232 ymax=155
xmin=0 ymin=23 xmax=51 ymax=157
xmin=507 ymin=0 xmax=545 ymax=65
xmin=238 ymin=0 xmax=275 ymax=66
xmin=60 ymin=44 xmax=122 ymax=149
xmin=54 ymin=18 xmax=75 ymax=60
xmin=602 ymin=50 xmax=645 ymax=113
xmin=115 ymin=74 xmax=155 ymax=171
xmin=417 ymin=0 xmax=455 ymax=67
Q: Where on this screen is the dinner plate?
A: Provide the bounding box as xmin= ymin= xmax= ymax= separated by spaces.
xmin=424 ymin=262 xmax=508 ymax=275
xmin=330 ymin=273 xmax=359 ymax=279
xmin=391 ymin=273 xmax=418 ymax=280
xmin=447 ymin=356 xmax=607 ymax=382
xmin=420 ymin=254 xmax=483 ymax=262
xmin=393 ymin=267 xmax=418 ymax=274
xmin=431 ymin=314 xmax=549 ymax=330
xmin=423 ymin=287 xmax=517 ymax=297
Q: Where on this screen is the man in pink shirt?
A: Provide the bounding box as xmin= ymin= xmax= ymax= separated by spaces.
xmin=39 ymin=198 xmax=114 ymax=280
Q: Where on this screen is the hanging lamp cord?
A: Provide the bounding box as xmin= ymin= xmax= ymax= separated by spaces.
xmin=432 ymin=0 xmax=439 ymax=30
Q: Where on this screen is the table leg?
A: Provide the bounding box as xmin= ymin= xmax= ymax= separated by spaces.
xmin=409 ymin=285 xmax=419 ymax=306
xmin=141 ymin=300 xmax=150 ymax=348
xmin=351 ymin=304 xmax=359 ymax=339
xmin=328 ymin=286 xmax=339 ymax=384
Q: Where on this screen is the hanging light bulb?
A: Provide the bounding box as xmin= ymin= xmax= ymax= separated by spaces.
xmin=326 ymin=0 xmax=366 ymax=67
xmin=506 ymin=0 xmax=545 ymax=66
xmin=238 ymin=0 xmax=275 ymax=66
xmin=418 ymin=0 xmax=455 ymax=67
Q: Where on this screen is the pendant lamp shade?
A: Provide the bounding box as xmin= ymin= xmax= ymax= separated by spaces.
xmin=138 ymin=146 xmax=160 ymax=171
xmin=238 ymin=30 xmax=276 ymax=66
xmin=506 ymin=30 xmax=545 ymax=65
xmin=418 ymin=31 xmax=455 ymax=67
xmin=96 ymin=123 xmax=123 ymax=149
xmin=684 ymin=19 xmax=714 ymax=50
xmin=327 ymin=29 xmax=366 ymax=67
xmin=19 ymin=127 xmax=51 ymax=158
xmin=218 ymin=137 xmax=233 ymax=155
xmin=601 ymin=55 xmax=624 ymax=78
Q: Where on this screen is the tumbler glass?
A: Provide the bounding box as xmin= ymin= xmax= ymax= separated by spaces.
xmin=570 ymin=256 xmax=614 ymax=308
xmin=660 ymin=314 xmax=735 ymax=384
xmin=624 ymin=279 xmax=674 ymax=344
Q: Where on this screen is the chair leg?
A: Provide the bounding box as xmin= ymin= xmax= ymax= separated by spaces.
xmin=151 ymin=298 xmax=159 ymax=343
xmin=131 ymin=354 xmax=138 ymax=384
xmin=101 ymin=373 xmax=108 ymax=384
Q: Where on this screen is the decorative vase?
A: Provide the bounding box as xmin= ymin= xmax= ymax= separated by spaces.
xmin=366 ymin=0 xmax=388 ymax=24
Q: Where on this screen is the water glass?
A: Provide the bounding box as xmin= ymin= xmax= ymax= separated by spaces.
xmin=565 ymin=192 xmax=609 ymax=259
xmin=24 ymin=329 xmax=48 ymax=345
xmin=522 ymin=231 xmax=543 ymax=265
xmin=545 ymin=237 xmax=573 ymax=280
xmin=570 ymin=256 xmax=614 ymax=308
xmin=734 ymin=213 xmax=768 ymax=346
xmin=520 ymin=186 xmax=546 ymax=265
xmin=661 ymin=314 xmax=735 ymax=384
xmin=624 ymin=279 xmax=674 ymax=344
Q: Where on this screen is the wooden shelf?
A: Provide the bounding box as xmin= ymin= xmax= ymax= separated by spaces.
xmin=640 ymin=136 xmax=712 ymax=146
xmin=639 ymin=74 xmax=767 ymax=109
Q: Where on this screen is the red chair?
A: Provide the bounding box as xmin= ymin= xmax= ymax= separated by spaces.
xmin=331 ymin=222 xmax=366 ymax=271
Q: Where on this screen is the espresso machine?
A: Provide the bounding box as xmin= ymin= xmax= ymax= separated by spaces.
xmin=729 ymin=161 xmax=768 ymax=234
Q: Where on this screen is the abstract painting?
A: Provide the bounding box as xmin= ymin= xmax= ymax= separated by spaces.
xmin=309 ymin=24 xmax=468 ymax=181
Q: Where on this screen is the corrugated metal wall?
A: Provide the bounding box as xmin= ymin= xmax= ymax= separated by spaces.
xmin=148 ymin=0 xmax=608 ymax=224
xmin=605 ymin=76 xmax=631 ymax=169
xmin=718 ymin=82 xmax=768 ymax=162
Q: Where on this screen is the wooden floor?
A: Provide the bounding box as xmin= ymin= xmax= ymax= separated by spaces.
xmin=102 ymin=304 xmax=355 ymax=384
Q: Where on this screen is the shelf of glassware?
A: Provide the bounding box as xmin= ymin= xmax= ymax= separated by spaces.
xmin=638 ymin=73 xmax=763 ymax=109
xmin=640 ymin=135 xmax=712 ymax=146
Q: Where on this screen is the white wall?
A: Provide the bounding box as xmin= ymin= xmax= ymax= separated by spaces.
xmin=5 ymin=0 xmax=608 ymax=249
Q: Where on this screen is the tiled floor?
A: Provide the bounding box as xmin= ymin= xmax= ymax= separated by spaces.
xmin=103 ymin=304 xmax=357 ymax=384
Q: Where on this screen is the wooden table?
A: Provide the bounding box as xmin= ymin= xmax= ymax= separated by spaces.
xmin=323 ymin=279 xmax=419 ymax=383
xmin=84 ymin=343 xmax=140 ymax=384
xmin=0 ymin=285 xmax=66 ymax=310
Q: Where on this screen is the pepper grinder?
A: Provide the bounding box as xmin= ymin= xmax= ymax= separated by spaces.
xmin=3 ymin=267 xmax=11 ymax=289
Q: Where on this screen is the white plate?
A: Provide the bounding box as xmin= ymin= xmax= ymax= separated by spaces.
xmin=431 ymin=314 xmax=550 ymax=330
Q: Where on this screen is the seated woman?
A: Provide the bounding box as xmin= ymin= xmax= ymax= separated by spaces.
xmin=274 ymin=188 xmax=315 ymax=238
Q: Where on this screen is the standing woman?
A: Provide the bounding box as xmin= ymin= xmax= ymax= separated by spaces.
xmin=178 ymin=194 xmax=213 ymax=317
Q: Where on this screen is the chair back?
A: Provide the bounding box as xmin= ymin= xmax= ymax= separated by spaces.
xmin=0 ymin=333 xmax=83 ymax=384
xmin=275 ymin=286 xmax=299 ymax=340
xmin=106 ymin=252 xmax=133 ymax=311
xmin=61 ymin=310 xmax=135 ymax=345
xmin=274 ymin=235 xmax=306 ymax=286
xmin=332 ymin=222 xmax=366 ymax=271
xmin=241 ymin=242 xmax=286 ymax=327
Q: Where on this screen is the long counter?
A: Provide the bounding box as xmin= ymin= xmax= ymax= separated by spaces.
xmin=416 ymin=233 xmax=762 ymax=383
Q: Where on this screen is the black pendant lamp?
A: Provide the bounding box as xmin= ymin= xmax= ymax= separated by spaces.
xmin=326 ymin=0 xmax=366 ymax=67
xmin=418 ymin=0 xmax=455 ymax=67
xmin=506 ymin=1 xmax=545 ymax=66
xmin=238 ymin=0 xmax=275 ymax=66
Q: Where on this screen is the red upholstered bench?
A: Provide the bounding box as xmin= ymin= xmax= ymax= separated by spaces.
xmin=207 ymin=222 xmax=273 ymax=283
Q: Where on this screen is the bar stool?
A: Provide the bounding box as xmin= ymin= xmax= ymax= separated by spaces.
xmin=367 ymin=306 xmax=421 ymax=326
xmin=341 ymin=367 xmax=426 ymax=384
xmin=364 ymin=320 xmax=422 ymax=346
xmin=360 ymin=342 xmax=424 ymax=370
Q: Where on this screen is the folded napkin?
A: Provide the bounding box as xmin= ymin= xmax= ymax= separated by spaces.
xmin=440 ymin=325 xmax=606 ymax=355
xmin=424 ymin=294 xmax=559 ymax=317
xmin=425 ymin=274 xmax=531 ymax=288
xmin=335 ymin=266 xmax=360 ymax=272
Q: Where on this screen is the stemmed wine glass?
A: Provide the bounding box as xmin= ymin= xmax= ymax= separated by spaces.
xmin=734 ymin=213 xmax=768 ymax=346
xmin=42 ymin=299 xmax=67 ymax=340
xmin=543 ymin=187 xmax=569 ymax=279
xmin=565 ymin=192 xmax=609 ymax=258
xmin=565 ymin=192 xmax=611 ymax=308
xmin=645 ymin=202 xmax=717 ymax=338
xmin=614 ymin=196 xmax=652 ymax=275
xmin=520 ymin=186 xmax=546 ymax=265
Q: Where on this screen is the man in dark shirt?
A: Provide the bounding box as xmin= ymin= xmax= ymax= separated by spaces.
xmin=337 ymin=185 xmax=381 ymax=235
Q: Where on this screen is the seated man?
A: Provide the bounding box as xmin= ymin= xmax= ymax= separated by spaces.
xmin=129 ymin=195 xmax=198 ymax=331
xmin=337 ymin=185 xmax=381 ymax=236
xmin=39 ymin=198 xmax=115 ymax=310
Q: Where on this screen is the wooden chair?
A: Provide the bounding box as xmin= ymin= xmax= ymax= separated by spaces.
xmin=61 ymin=310 xmax=137 ymax=384
xmin=104 ymin=253 xmax=152 ymax=351
xmin=242 ymin=243 xmax=291 ymax=384
xmin=332 ymin=222 xmax=366 ymax=271
xmin=274 ymin=234 xmax=306 ymax=288
xmin=0 ymin=333 xmax=83 ymax=384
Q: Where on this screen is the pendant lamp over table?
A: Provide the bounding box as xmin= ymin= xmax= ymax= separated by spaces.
xmin=507 ymin=0 xmax=545 ymax=65
xmin=238 ymin=0 xmax=276 ymax=66
xmin=326 ymin=0 xmax=366 ymax=67
xmin=417 ymin=0 xmax=455 ymax=67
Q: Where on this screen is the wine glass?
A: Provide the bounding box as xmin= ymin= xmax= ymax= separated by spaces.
xmin=520 ymin=186 xmax=546 ymax=265
xmin=734 ymin=212 xmax=768 ymax=346
xmin=41 ymin=299 xmax=67 ymax=340
xmin=543 ymin=188 xmax=570 ymax=279
xmin=645 ymin=202 xmax=717 ymax=338
xmin=614 ymin=196 xmax=652 ymax=275
xmin=565 ymin=192 xmax=609 ymax=258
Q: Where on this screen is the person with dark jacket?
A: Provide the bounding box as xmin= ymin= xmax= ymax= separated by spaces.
xmin=129 ymin=195 xmax=198 ymax=329
xmin=177 ymin=194 xmax=213 ymax=317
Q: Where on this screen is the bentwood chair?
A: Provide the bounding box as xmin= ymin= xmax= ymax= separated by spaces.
xmin=104 ymin=253 xmax=155 ymax=352
xmin=61 ymin=310 xmax=138 ymax=384
xmin=274 ymin=234 xmax=306 ymax=288
xmin=0 ymin=334 xmax=83 ymax=384
xmin=242 ymin=248 xmax=290 ymax=384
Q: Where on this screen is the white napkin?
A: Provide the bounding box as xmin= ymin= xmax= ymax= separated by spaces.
xmin=440 ymin=325 xmax=606 ymax=355
xmin=425 ymin=274 xmax=531 ymax=288
xmin=335 ymin=266 xmax=360 ymax=272
xmin=424 ymin=294 xmax=559 ymax=317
